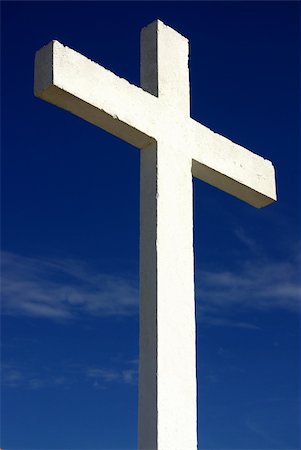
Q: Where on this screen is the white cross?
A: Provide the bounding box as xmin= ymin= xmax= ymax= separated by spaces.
xmin=34 ymin=20 xmax=276 ymax=450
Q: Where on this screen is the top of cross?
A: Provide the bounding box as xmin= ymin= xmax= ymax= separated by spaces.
xmin=34 ymin=20 xmax=276 ymax=208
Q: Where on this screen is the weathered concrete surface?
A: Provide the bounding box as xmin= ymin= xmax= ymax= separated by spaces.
xmin=34 ymin=19 xmax=277 ymax=450
xmin=34 ymin=22 xmax=276 ymax=208
xmin=34 ymin=40 xmax=157 ymax=149
xmin=138 ymin=21 xmax=196 ymax=450
xmin=139 ymin=141 xmax=196 ymax=449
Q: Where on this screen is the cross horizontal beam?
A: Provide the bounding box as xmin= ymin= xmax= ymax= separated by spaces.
xmin=34 ymin=38 xmax=276 ymax=208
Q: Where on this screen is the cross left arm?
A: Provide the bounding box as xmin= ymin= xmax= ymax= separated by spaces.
xmin=34 ymin=40 xmax=158 ymax=149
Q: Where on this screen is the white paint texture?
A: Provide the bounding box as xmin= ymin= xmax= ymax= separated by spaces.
xmin=34 ymin=20 xmax=277 ymax=450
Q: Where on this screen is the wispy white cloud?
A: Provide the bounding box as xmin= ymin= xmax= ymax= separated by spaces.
xmin=1 ymin=251 xmax=138 ymax=320
xmin=233 ymin=226 xmax=262 ymax=255
xmin=194 ymin=229 xmax=300 ymax=328
xmin=197 ymin=257 xmax=301 ymax=316
xmin=2 ymin=360 xmax=138 ymax=390
xmin=86 ymin=367 xmax=120 ymax=383
xmin=1 ymin=248 xmax=300 ymax=326
xmin=86 ymin=364 xmax=138 ymax=387
xmin=1 ymin=363 xmax=49 ymax=390
xmin=202 ymin=316 xmax=260 ymax=330
xmin=245 ymin=416 xmax=283 ymax=446
xmin=1 ymin=364 xmax=24 ymax=387
xmin=122 ymin=369 xmax=138 ymax=385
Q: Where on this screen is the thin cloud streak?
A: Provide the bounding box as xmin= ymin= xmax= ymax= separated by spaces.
xmin=245 ymin=416 xmax=283 ymax=446
xmin=86 ymin=366 xmax=138 ymax=387
xmin=197 ymin=258 xmax=300 ymax=315
xmin=233 ymin=227 xmax=262 ymax=255
xmin=1 ymin=250 xmax=300 ymax=324
xmin=1 ymin=251 xmax=138 ymax=320
xmin=2 ymin=361 xmax=138 ymax=390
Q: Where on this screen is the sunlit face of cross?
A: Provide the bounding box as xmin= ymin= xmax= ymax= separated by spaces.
xmin=35 ymin=20 xmax=276 ymax=450
xmin=35 ymin=21 xmax=276 ymax=208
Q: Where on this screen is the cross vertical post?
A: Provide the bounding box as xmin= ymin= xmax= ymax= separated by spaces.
xmin=139 ymin=22 xmax=197 ymax=449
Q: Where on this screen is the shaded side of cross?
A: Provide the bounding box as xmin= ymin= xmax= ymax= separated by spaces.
xmin=34 ymin=20 xmax=276 ymax=450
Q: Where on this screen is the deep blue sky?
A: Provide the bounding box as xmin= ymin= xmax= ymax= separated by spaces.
xmin=1 ymin=2 xmax=299 ymax=449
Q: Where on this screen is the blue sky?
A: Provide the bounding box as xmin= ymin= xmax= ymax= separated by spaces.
xmin=1 ymin=1 xmax=299 ymax=449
